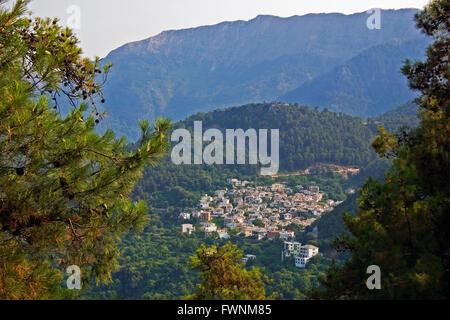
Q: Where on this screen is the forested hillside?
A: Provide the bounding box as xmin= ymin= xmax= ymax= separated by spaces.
xmin=368 ymin=100 xmax=419 ymax=132
xmin=134 ymin=103 xmax=378 ymax=207
xmin=303 ymin=101 xmax=420 ymax=256
xmin=179 ymin=103 xmax=379 ymax=170
xmin=89 ymin=215 xmax=331 ymax=300
xmin=302 ymin=158 xmax=392 ymax=254
xmin=279 ymin=39 xmax=428 ymax=116
xmin=134 ymin=101 xmax=420 ymax=209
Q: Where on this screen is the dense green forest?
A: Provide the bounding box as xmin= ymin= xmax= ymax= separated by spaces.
xmin=88 ymin=209 xmax=333 ymax=300
xmin=367 ymin=101 xmax=420 ymax=133
xmin=181 ymin=103 xmax=378 ymax=170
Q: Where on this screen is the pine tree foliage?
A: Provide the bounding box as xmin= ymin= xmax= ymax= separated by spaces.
xmin=186 ymin=243 xmax=270 ymax=300
xmin=310 ymin=0 xmax=449 ymax=299
xmin=0 ymin=0 xmax=171 ymax=299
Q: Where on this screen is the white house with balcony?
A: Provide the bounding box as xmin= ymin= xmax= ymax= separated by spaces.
xmin=217 ymin=228 xmax=230 ymax=239
xmin=281 ymin=241 xmax=301 ymax=260
xmin=203 ymin=223 xmax=217 ymax=236
xmin=295 ymin=256 xmax=309 ymax=268
xmin=212 ymin=208 xmax=224 ymax=216
xmin=300 ymin=244 xmax=319 ymax=258
xmin=294 ymin=244 xmax=319 ymax=268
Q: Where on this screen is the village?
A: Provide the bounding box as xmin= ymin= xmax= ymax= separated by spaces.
xmin=179 ymin=178 xmax=343 ymax=267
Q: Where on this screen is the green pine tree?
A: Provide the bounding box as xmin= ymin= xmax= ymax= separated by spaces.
xmin=0 ymin=0 xmax=171 ymax=299
xmin=310 ymin=0 xmax=449 ymax=300
xmin=185 ymin=243 xmax=271 ymax=300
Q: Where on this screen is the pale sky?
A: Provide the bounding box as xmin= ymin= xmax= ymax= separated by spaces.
xmin=7 ymin=0 xmax=430 ymax=58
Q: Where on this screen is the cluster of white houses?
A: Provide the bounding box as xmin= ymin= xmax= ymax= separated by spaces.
xmin=282 ymin=241 xmax=319 ymax=268
xmin=179 ymin=179 xmax=330 ymax=268
xmin=180 ymin=179 xmax=341 ymax=241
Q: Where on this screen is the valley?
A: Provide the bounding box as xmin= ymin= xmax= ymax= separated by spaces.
xmin=3 ymin=0 xmax=445 ymax=302
xmin=87 ymin=99 xmax=419 ymax=299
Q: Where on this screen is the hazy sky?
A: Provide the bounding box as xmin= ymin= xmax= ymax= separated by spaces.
xmin=11 ymin=0 xmax=430 ymax=58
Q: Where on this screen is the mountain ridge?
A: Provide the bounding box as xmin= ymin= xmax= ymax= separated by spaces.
xmin=279 ymin=38 xmax=429 ymax=116
xmin=99 ymin=8 xmax=427 ymax=139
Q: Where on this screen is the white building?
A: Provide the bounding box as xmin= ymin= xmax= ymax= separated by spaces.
xmin=212 ymin=208 xmax=224 ymax=216
xmin=295 ymin=256 xmax=309 ymax=268
xmin=242 ymin=254 xmax=256 ymax=264
xmin=279 ymin=230 xmax=295 ymax=240
xmin=228 ymin=178 xmax=241 ymax=186
xmin=252 ymin=229 xmax=266 ymax=240
xmin=203 ymin=223 xmax=217 ymax=234
xmin=179 ymin=212 xmax=191 ymax=220
xmin=217 ymin=228 xmax=230 ymax=239
xmin=215 ymin=190 xmax=226 ymax=198
xmin=269 ymin=216 xmax=278 ymax=222
xmin=300 ymin=244 xmax=319 ymax=258
xmin=294 ymin=244 xmax=319 ymax=268
xmin=181 ymin=224 xmax=195 ymax=235
xmin=345 ymin=188 xmax=356 ymax=195
xmin=191 ymin=210 xmax=201 ymax=219
xmin=271 ymin=183 xmax=285 ymax=192
xmin=225 ymin=222 xmax=239 ymax=230
xmin=281 ymin=241 xmax=301 ymax=260
xmin=200 ymin=201 xmax=210 ymax=208
xmin=200 ymin=194 xmax=212 ymax=208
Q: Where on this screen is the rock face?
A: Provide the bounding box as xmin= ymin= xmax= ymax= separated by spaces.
xmin=100 ymin=9 xmax=428 ymax=138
